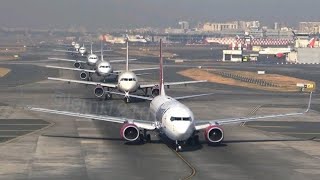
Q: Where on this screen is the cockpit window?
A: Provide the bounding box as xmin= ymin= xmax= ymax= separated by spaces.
xmin=120 ymin=78 xmax=136 ymax=81
xmin=99 ymin=66 xmax=110 ymax=68
xmin=170 ymin=117 xmax=191 ymax=121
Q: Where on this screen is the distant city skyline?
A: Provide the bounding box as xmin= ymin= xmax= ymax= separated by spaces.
xmin=1 ymin=0 xmax=320 ymax=30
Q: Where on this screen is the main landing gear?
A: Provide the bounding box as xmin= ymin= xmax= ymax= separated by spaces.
xmin=139 ymin=129 xmax=151 ymax=143
xmin=105 ymin=93 xmax=112 ymax=100
xmin=104 ymin=88 xmax=113 ymax=100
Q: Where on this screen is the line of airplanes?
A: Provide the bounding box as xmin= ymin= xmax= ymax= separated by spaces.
xmin=29 ymin=39 xmax=312 ymax=152
xmin=47 ymin=40 xmax=206 ymax=102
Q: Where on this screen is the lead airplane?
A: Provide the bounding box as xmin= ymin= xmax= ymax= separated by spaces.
xmin=29 ymin=40 xmax=312 ymax=152
xmin=47 ymin=41 xmax=207 ymax=102
xmin=47 ymin=42 xmax=143 ymax=81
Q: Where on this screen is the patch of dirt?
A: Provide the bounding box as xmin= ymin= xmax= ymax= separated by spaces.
xmin=0 ymin=67 xmax=11 ymax=77
xmin=178 ymin=68 xmax=315 ymax=92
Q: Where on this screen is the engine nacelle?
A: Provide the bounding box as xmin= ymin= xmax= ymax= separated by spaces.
xmin=80 ymin=71 xmax=88 ymax=80
xmin=151 ymin=85 xmax=160 ymax=97
xmin=120 ymin=123 xmax=140 ymax=141
xmin=94 ymin=85 xmax=104 ymax=98
xmin=74 ymin=62 xmax=81 ymax=69
xmin=204 ymin=125 xmax=224 ymax=143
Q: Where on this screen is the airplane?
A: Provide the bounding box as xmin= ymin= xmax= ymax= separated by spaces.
xmin=259 ymin=47 xmax=293 ymax=58
xmin=102 ymin=34 xmax=148 ymax=44
xmin=47 ymin=40 xmax=145 ymax=81
xmin=47 ymin=41 xmax=206 ymax=103
xmin=54 ymin=40 xmax=112 ymax=57
xmin=126 ymin=34 xmax=148 ymax=43
xmin=48 ymin=42 xmax=136 ymax=69
xmin=29 ymin=39 xmax=312 ymax=152
xmin=54 ymin=43 xmax=88 ymax=56
xmin=102 ymin=34 xmax=126 ymax=44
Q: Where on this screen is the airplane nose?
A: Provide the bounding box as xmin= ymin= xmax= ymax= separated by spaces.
xmin=174 ymin=122 xmax=192 ymax=138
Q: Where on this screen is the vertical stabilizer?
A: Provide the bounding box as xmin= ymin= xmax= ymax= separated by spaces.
xmin=126 ymin=40 xmax=129 ymax=71
xmin=308 ymin=37 xmax=316 ymax=48
xmin=159 ymin=39 xmax=165 ymax=96
xmin=100 ymin=39 xmax=104 ymax=61
xmin=90 ymin=42 xmax=93 ymax=54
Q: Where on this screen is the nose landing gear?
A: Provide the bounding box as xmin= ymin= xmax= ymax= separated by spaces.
xmin=175 ymin=140 xmax=182 ymax=152
xmin=123 ymin=91 xmax=131 ymax=103
xmin=124 ymin=97 xmax=131 ymax=103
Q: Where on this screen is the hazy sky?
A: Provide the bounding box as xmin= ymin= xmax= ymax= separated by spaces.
xmin=1 ymin=0 xmax=320 ymax=30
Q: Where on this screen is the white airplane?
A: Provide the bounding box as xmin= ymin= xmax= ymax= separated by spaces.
xmin=29 ymin=40 xmax=312 ymax=152
xmin=102 ymin=34 xmax=148 ymax=44
xmin=47 ymin=42 xmax=142 ymax=81
xmin=126 ymin=34 xmax=148 ymax=43
xmin=47 ymin=41 xmax=206 ymax=102
xmin=49 ymin=43 xmax=136 ymax=69
xmin=102 ymin=34 xmax=126 ymax=44
xmin=54 ymin=42 xmax=87 ymax=56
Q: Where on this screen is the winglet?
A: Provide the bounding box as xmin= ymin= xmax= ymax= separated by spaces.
xmin=305 ymin=92 xmax=313 ymax=113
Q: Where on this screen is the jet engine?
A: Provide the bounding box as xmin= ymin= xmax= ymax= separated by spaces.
xmin=151 ymin=86 xmax=160 ymax=97
xmin=204 ymin=125 xmax=224 ymax=143
xmin=120 ymin=123 xmax=140 ymax=141
xmin=94 ymin=85 xmax=104 ymax=98
xmin=80 ymin=71 xmax=88 ymax=80
xmin=74 ymin=62 xmax=81 ymax=69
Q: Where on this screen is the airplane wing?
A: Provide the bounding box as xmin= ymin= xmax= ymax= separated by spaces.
xmin=174 ymin=93 xmax=214 ymax=100
xmin=93 ymin=50 xmax=112 ymax=53
xmin=139 ymin=80 xmax=207 ymax=89
xmin=112 ymin=67 xmax=158 ymax=74
xmin=53 ymin=49 xmax=78 ymax=53
xmin=48 ymin=77 xmax=117 ymax=88
xmin=130 ymin=67 xmax=159 ymax=72
xmin=104 ymin=90 xmax=153 ymax=101
xmin=46 ymin=65 xmax=96 ymax=73
xmin=109 ymin=58 xmax=137 ymax=63
xmin=135 ymin=72 xmax=151 ymax=76
xmin=194 ymin=92 xmax=312 ymax=131
xmin=28 ymin=107 xmax=156 ymax=130
xmin=48 ymin=57 xmax=87 ymax=63
xmin=103 ymin=91 xmax=212 ymax=101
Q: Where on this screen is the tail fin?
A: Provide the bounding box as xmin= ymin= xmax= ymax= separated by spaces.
xmin=100 ymin=39 xmax=104 ymax=61
xmin=159 ymin=39 xmax=165 ymax=96
xmin=308 ymin=37 xmax=316 ymax=48
xmin=126 ymin=40 xmax=129 ymax=71
xmin=90 ymin=42 xmax=93 ymax=54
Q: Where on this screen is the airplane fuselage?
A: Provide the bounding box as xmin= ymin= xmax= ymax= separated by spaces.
xmin=150 ymin=95 xmax=195 ymax=141
xmin=96 ymin=61 xmax=113 ymax=77
xmin=117 ymin=71 xmax=139 ymax=93
xmin=87 ymin=54 xmax=99 ymax=66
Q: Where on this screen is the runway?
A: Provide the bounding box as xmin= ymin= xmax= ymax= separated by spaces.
xmin=0 ymin=48 xmax=320 ymax=179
